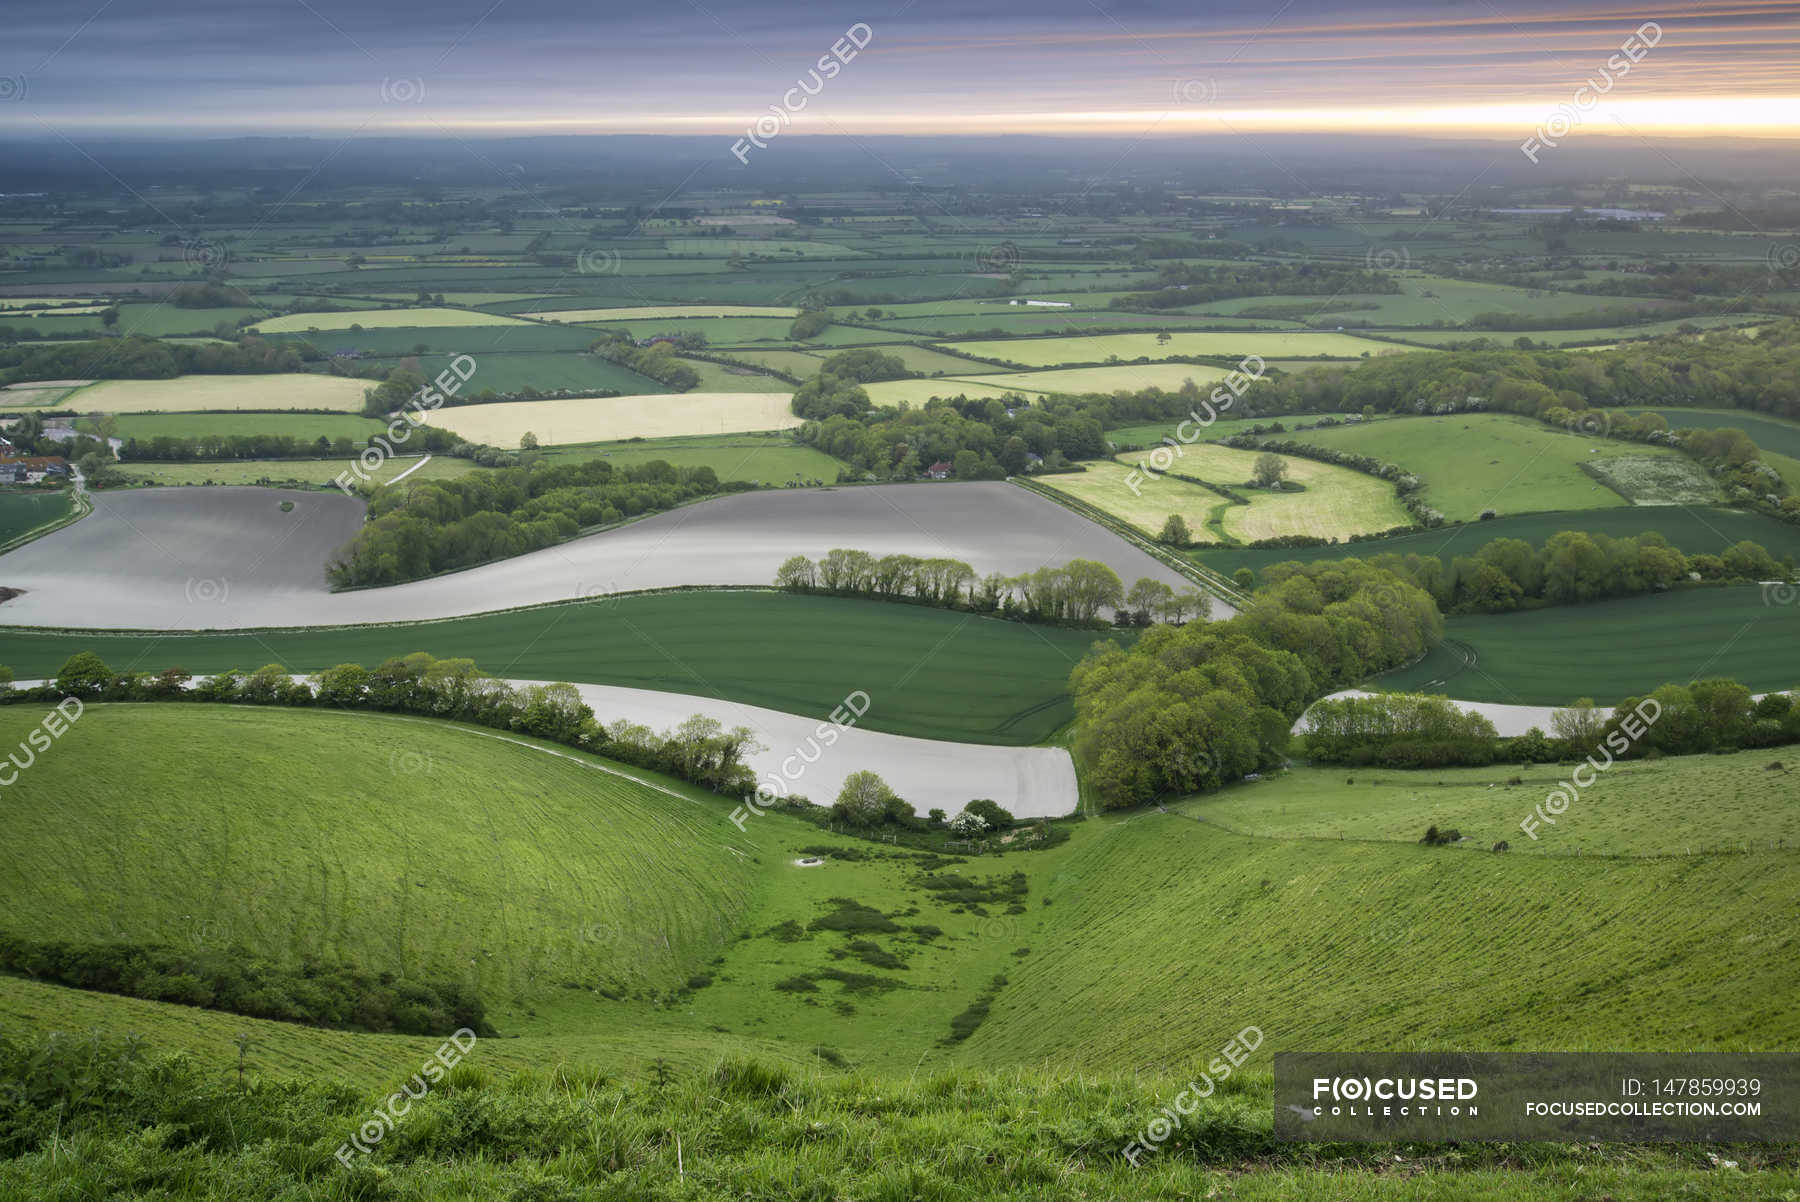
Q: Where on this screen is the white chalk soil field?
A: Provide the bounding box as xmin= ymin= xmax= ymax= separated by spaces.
xmin=534 ymin=682 xmax=1077 ymax=818
xmin=0 ymin=487 xmax=363 ymax=622
xmin=0 ymin=482 xmax=1199 ymax=630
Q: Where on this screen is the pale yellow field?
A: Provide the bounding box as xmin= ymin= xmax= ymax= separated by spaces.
xmin=945 ymin=331 xmax=1400 ymax=367
xmin=960 ymin=363 xmax=1234 ymax=395
xmin=52 ymin=375 xmax=372 ymax=413
xmin=861 ymin=378 xmax=1027 ymax=404
xmin=534 ymin=305 xmax=798 ymax=322
xmin=249 ymin=307 xmax=532 ymax=332
xmin=1117 ymin=444 xmax=1413 ymax=542
xmin=1036 ymin=465 xmax=1230 ymax=546
xmin=423 ymin=393 xmax=799 ymax=445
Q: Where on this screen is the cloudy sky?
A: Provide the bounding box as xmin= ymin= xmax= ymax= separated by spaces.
xmin=5 ymin=0 xmax=1798 ymax=138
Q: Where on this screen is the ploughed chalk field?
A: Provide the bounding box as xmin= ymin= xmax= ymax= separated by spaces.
xmin=0 ymin=481 xmax=1197 ymax=630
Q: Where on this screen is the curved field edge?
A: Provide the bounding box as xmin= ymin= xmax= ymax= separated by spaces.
xmin=0 ymin=591 xmax=1110 ymax=745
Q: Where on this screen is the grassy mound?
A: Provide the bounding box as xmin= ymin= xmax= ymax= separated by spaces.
xmin=0 ymin=704 xmax=764 ymax=1009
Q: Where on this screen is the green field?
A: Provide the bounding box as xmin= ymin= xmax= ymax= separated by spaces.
xmin=116 ymin=454 xmax=479 ymax=487
xmin=251 ymin=306 xmax=532 ymax=332
xmin=0 ymin=592 xmax=1111 ymax=744
xmin=1 ymin=701 xmax=1796 ymax=1198
xmin=0 ymin=704 xmax=759 ymax=1004
xmin=114 ymin=412 xmax=386 ymax=442
xmin=1268 ymin=414 xmax=1696 ymax=520
xmin=1635 ymin=406 xmax=1800 ymax=490
xmin=945 ymin=331 xmax=1404 ymax=367
xmin=0 ymin=490 xmax=74 ymax=545
xmin=1037 ymin=461 xmax=1237 ymax=544
xmin=1376 ymin=586 xmax=1800 ymax=703
xmin=538 ymin=433 xmax=846 ymax=483
xmin=1179 ymin=753 xmax=1800 ymax=856
xmin=1061 ymin=443 xmax=1412 ymax=543
xmin=1196 ymin=505 xmax=1800 ymax=577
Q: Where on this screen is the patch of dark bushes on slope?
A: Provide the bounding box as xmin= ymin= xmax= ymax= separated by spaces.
xmin=0 ymin=933 xmax=494 ymax=1037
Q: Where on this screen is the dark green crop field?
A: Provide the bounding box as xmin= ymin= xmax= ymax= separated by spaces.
xmin=0 ymin=592 xmax=1117 ymax=744
xmin=1374 ymin=586 xmax=1800 ymax=703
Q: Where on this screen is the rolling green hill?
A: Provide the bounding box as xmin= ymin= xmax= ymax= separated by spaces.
xmin=0 ymin=704 xmax=764 ymax=1006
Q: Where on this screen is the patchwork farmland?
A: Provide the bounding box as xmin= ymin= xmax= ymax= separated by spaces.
xmin=1 ymin=118 xmax=1798 ymax=1202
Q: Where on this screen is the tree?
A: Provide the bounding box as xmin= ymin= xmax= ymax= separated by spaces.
xmin=1159 ymin=513 xmax=1191 ymax=547
xmin=1232 ymin=567 xmax=1255 ymax=590
xmin=947 ymin=810 xmax=988 ymax=837
xmin=77 ymin=451 xmax=122 ymax=488
xmin=1126 ymin=577 xmax=1175 ymax=622
xmin=775 ymin=554 xmax=817 ymax=591
xmin=963 ymin=798 xmax=1014 ymax=828
xmin=1251 ymin=452 xmax=1288 ymax=488
xmin=832 ymin=771 xmax=896 ymax=827
xmin=1155 ymin=332 xmax=1172 ymax=346
xmin=56 ymin=652 xmax=115 ymax=697
xmin=520 ymin=431 xmax=539 ymax=450
xmin=1549 ymin=698 xmax=1607 ymax=746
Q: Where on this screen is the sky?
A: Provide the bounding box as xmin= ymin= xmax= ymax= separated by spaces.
xmin=5 ymin=0 xmax=1799 ymax=140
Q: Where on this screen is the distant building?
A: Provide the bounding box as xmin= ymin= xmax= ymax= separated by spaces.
xmin=926 ymin=460 xmax=953 ymax=480
xmin=0 ymin=455 xmax=68 ymax=484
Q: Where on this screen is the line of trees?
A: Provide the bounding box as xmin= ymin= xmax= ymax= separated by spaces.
xmin=589 ymin=332 xmax=702 ymax=391
xmin=1347 ymin=530 xmax=1788 ymax=615
xmin=122 ymin=426 xmax=465 ymax=463
xmin=328 ymin=459 xmax=747 ymax=587
xmin=773 ymin=549 xmax=1207 ymax=626
xmin=37 ymin=650 xmax=762 ymax=799
xmin=0 ymin=334 xmax=321 ymax=384
xmin=1304 ymin=679 xmax=1800 ymax=768
xmin=1071 ymin=559 xmax=1443 ymax=806
xmin=1109 ymin=263 xmax=1400 ymax=311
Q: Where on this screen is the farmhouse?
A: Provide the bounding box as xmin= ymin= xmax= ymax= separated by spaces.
xmin=0 ymin=455 xmax=68 ymax=484
xmin=926 ymin=460 xmax=952 ymax=479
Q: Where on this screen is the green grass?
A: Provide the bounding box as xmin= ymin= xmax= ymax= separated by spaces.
xmin=944 ymin=331 xmax=1406 ymax=367
xmin=1195 ymin=505 xmax=1800 ymax=577
xmin=1098 ymin=444 xmax=1413 ymax=543
xmin=0 ymin=490 xmax=73 ymax=544
xmin=0 ymin=704 xmax=764 ymax=1004
xmin=1271 ymin=413 xmax=1695 ymax=520
xmin=116 ymin=455 xmax=480 ymax=487
xmin=0 ymin=592 xmax=1111 ymax=744
xmin=1178 ymin=753 xmax=1800 ymax=856
xmin=536 ymin=433 xmax=846 ymax=483
xmin=962 ymin=812 xmax=1800 ymax=1069
xmin=113 ymin=412 xmax=386 ymax=442
xmin=1374 ymin=586 xmax=1800 ymax=703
